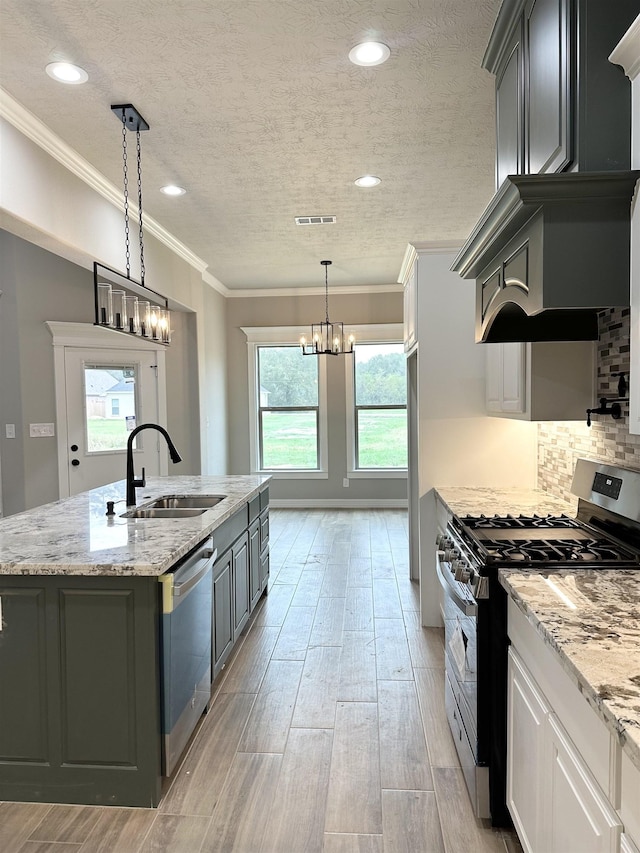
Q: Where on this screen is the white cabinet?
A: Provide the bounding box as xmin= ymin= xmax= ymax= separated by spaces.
xmin=546 ymin=714 xmax=622 ymax=853
xmin=506 ymin=597 xmax=640 ymax=853
xmin=486 ymin=340 xmax=595 ymax=420
xmin=609 ymin=19 xmax=640 ymax=435
xmin=507 ymin=648 xmax=549 ymax=853
xmin=402 ymin=252 xmax=417 ymax=353
xmin=507 ymin=648 xmax=622 ymax=853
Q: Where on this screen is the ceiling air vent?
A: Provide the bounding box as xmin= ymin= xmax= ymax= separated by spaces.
xmin=295 ymin=215 xmax=336 ymax=225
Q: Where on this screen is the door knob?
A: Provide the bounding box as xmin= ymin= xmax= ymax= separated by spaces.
xmin=71 ymin=459 xmax=80 ymax=467
xmin=70 ymin=444 xmax=78 ymax=452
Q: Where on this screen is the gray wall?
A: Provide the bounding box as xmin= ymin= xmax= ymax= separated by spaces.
xmin=226 ymin=289 xmax=407 ymax=503
xmin=0 ymin=230 xmax=203 ymax=515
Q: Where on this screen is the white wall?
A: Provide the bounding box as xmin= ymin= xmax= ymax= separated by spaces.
xmin=413 ymin=249 xmax=537 ymax=625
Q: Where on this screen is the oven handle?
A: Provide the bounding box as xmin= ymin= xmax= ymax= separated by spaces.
xmin=435 ymin=550 xmax=477 ymax=617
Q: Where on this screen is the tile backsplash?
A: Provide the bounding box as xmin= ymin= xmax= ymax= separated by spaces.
xmin=538 ymin=307 xmax=640 ymax=502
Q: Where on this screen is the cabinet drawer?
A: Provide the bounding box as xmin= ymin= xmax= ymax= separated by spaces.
xmin=248 ymin=495 xmax=260 ymax=523
xmin=260 ymin=509 xmax=269 ymax=552
xmin=213 ymin=506 xmax=248 ymax=555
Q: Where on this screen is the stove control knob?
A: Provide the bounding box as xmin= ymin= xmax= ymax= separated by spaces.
xmin=443 ymin=548 xmax=459 ymax=562
xmin=454 ymin=561 xmax=471 ymax=583
xmin=436 ymin=534 xmax=452 ymax=550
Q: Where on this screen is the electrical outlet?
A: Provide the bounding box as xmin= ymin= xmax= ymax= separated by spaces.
xmin=343 ymin=478 xmax=349 ymax=487
xmin=5 ymin=424 xmax=15 ymax=439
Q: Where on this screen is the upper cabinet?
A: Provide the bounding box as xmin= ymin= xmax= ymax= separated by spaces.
xmin=400 ymin=244 xmax=418 ymax=354
xmin=455 ymin=0 xmax=639 ymax=345
xmin=487 ymin=0 xmax=638 ymax=185
xmin=609 ymin=16 xmax=640 ymax=437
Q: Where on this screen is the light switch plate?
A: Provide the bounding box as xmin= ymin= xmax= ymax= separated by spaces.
xmin=29 ymin=423 xmax=55 ymax=437
xmin=5 ymin=424 xmax=15 ymax=439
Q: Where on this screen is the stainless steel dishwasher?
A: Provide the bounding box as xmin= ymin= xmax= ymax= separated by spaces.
xmin=158 ymin=536 xmax=216 ymax=775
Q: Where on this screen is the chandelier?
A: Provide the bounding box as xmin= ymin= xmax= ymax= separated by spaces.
xmin=93 ymin=103 xmax=171 ymax=344
xmin=299 ymin=260 xmax=355 ymax=356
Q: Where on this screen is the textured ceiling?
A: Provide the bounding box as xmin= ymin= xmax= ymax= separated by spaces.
xmin=0 ymin=0 xmax=501 ymax=291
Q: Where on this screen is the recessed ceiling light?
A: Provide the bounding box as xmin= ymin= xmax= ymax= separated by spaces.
xmin=355 ymin=175 xmax=381 ymax=188
xmin=45 ymin=61 xmax=88 ymax=84
xmin=349 ymin=42 xmax=390 ymax=67
xmin=160 ymin=185 xmax=186 ymax=196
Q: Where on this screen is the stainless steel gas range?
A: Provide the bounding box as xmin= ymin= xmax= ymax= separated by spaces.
xmin=435 ymin=458 xmax=640 ymax=827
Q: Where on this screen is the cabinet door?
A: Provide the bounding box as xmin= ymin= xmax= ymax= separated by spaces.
xmin=507 ymin=649 xmax=549 ymax=853
xmin=496 ymin=18 xmax=524 ymax=187
xmin=545 ymin=714 xmax=622 ymax=853
xmin=260 ymin=508 xmax=269 ymax=552
xmin=213 ymin=549 xmax=233 ymax=676
xmin=249 ymin=519 xmax=261 ymax=610
xmin=233 ymin=532 xmax=250 ymax=640
xmin=403 ymin=261 xmax=417 ymax=352
xmin=259 ymin=544 xmax=269 ymax=593
xmin=486 ymin=343 xmax=526 ymax=414
xmin=525 ymin=0 xmax=571 ymax=174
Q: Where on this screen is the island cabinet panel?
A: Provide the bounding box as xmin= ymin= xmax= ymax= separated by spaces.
xmin=232 ymin=531 xmax=250 ymax=640
xmin=249 ymin=517 xmax=261 ymax=609
xmin=213 ymin=548 xmax=234 ymax=678
xmin=0 ymin=575 xmax=162 ymax=807
xmin=0 ymin=586 xmax=49 ymax=762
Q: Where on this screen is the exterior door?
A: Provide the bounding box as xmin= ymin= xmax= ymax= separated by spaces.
xmin=63 ymin=347 xmax=161 ymax=496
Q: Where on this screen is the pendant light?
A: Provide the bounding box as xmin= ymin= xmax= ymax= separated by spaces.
xmin=93 ymin=104 xmax=171 ymax=344
xmin=300 ymin=261 xmax=355 ymax=356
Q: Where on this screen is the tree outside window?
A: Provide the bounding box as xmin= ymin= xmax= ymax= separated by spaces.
xmin=257 ymin=346 xmax=319 ymax=470
xmin=353 ymin=343 xmax=407 ymax=469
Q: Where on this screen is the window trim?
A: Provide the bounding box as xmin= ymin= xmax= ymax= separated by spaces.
xmin=344 ymin=324 xmax=407 ymax=479
xmin=243 ymin=327 xmax=328 ymax=478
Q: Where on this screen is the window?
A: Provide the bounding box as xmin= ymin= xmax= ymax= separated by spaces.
xmin=256 ymin=345 xmax=320 ymax=470
xmin=351 ymin=342 xmax=407 ymax=470
xmin=83 ymin=365 xmax=138 ymax=452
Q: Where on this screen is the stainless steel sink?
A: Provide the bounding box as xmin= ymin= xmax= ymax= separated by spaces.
xmin=145 ymin=495 xmax=225 ymax=509
xmin=121 ymin=507 xmax=209 ymax=519
xmin=120 ymin=494 xmax=226 ymax=519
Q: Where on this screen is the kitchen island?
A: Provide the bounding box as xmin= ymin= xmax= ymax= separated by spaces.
xmin=0 ymin=474 xmax=270 ymax=808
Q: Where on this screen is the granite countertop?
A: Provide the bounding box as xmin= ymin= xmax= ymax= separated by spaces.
xmin=436 ymin=486 xmax=577 ymax=519
xmin=0 ymin=474 xmax=270 ymax=577
xmin=499 ymin=569 xmax=640 ymax=772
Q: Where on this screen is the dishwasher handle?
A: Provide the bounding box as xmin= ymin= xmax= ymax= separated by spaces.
xmin=159 ymin=538 xmax=216 ymax=613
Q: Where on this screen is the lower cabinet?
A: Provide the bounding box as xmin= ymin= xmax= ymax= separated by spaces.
xmin=0 ymin=575 xmax=162 ymax=806
xmin=211 ymin=490 xmax=269 ymax=681
xmin=506 ymin=596 xmax=636 ymax=853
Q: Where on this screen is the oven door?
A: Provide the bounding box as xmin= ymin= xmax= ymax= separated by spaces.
xmin=436 ymin=549 xmax=490 ymax=818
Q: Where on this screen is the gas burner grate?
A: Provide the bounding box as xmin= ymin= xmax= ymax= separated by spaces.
xmin=482 ymin=538 xmax=637 ymax=564
xmin=460 ymin=514 xmax=581 ymax=530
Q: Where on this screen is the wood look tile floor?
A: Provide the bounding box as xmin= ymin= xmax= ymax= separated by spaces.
xmin=0 ymin=509 xmax=524 ymax=853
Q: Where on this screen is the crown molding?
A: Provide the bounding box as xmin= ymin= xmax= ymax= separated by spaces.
xmin=609 ymin=14 xmax=640 ymax=81
xmin=0 ymin=88 xmax=212 ymax=281
xmin=227 ymin=282 xmax=402 ymax=298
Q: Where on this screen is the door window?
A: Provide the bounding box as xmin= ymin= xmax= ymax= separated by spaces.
xmin=83 ymin=365 xmax=138 ymax=453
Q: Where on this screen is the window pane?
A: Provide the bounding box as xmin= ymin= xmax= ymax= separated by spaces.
xmin=84 ymin=366 xmax=137 ymax=452
xmin=357 ymin=409 xmax=408 ymax=468
xmin=354 ymin=344 xmax=406 ymax=406
xmin=261 ymin=411 xmax=318 ymax=469
xmin=258 ymin=346 xmax=318 ymax=407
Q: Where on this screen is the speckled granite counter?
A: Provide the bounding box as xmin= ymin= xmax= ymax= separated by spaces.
xmin=499 ymin=568 xmax=640 ymax=771
xmin=0 ymin=474 xmax=270 ymax=576
xmin=435 ymin=486 xmax=577 ymax=519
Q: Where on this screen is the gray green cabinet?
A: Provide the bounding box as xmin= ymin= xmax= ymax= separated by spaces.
xmin=211 ymin=486 xmax=269 ymax=680
xmin=486 ymin=0 xmax=637 ymax=181
xmin=0 ymin=575 xmax=161 ymax=807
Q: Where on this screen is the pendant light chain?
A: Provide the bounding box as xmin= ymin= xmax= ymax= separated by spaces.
xmin=324 ymin=261 xmax=330 ymax=323
xmin=136 ymin=129 xmax=146 ymax=286
xmin=121 ymin=116 xmax=131 ymax=278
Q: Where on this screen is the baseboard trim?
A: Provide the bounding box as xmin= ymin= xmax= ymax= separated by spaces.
xmin=269 ymin=499 xmax=408 ymax=509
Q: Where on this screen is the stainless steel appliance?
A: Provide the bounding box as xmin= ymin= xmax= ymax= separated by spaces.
xmin=159 ymin=537 xmax=216 ymax=775
xmin=436 ymin=458 xmax=640 ymax=826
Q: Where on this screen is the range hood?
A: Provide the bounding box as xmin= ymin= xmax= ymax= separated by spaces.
xmin=451 ymin=171 xmax=639 ymax=343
